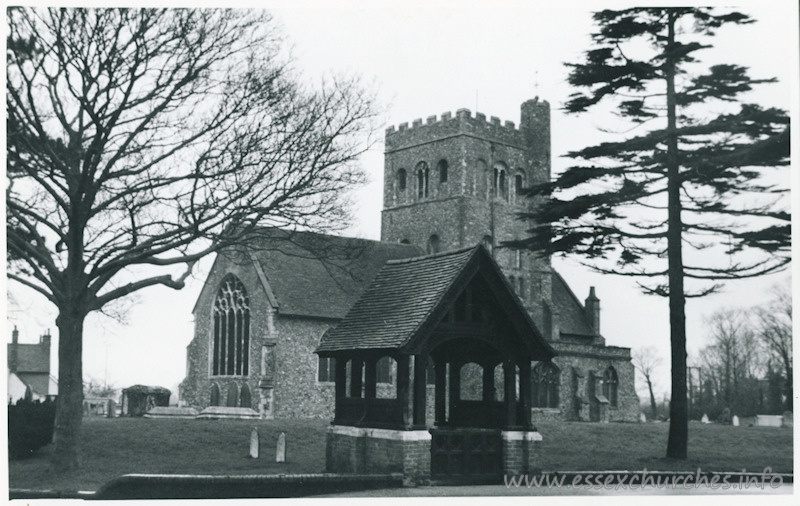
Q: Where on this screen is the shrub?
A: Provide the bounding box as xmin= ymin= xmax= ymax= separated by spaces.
xmin=8 ymin=398 xmax=57 ymax=459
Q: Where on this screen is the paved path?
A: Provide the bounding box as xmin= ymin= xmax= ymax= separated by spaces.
xmin=317 ymin=483 xmax=794 ymax=497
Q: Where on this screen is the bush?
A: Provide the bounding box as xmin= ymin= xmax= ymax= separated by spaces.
xmin=8 ymin=398 xmax=57 ymax=459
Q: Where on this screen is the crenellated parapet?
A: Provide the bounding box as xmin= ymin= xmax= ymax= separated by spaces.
xmin=385 ymin=108 xmax=529 ymax=151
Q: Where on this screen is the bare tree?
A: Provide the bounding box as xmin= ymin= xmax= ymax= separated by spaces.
xmin=754 ymin=282 xmax=792 ymax=411
xmin=6 ymin=8 xmax=377 ymax=470
xmin=632 ymin=347 xmax=662 ymax=420
xmin=699 ymin=309 xmax=764 ymax=415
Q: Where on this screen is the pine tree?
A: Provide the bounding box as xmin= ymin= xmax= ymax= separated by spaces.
xmin=515 ymin=8 xmax=789 ymax=459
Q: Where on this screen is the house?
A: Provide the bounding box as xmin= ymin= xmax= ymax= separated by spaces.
xmin=7 ymin=327 xmax=57 ymax=402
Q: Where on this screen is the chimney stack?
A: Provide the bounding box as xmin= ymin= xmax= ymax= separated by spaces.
xmin=12 ymin=326 xmax=19 ymax=344
xmin=585 ymin=287 xmax=600 ymax=335
xmin=9 ymin=326 xmax=19 ymax=373
xmin=40 ymin=329 xmax=51 ymax=346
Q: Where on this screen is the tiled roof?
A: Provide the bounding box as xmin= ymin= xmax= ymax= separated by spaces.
xmin=551 ymin=271 xmax=595 ymax=337
xmin=250 ymin=231 xmax=422 ymax=319
xmin=8 ymin=343 xmax=50 ymax=373
xmin=317 ymin=246 xmax=555 ymax=358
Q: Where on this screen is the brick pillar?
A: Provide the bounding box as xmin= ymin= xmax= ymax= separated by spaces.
xmin=501 ymin=430 xmax=543 ymax=476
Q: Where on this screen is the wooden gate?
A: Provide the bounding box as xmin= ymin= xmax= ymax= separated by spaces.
xmin=430 ymin=428 xmax=502 ymax=481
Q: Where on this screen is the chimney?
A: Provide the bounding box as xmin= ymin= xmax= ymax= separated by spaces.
xmin=585 ymin=287 xmax=600 ymax=335
xmin=9 ymin=326 xmax=19 ymax=373
xmin=40 ymin=329 xmax=52 ymax=346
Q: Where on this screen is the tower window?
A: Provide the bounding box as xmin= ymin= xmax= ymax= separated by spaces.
xmin=416 ymin=162 xmax=429 ymax=199
xmin=493 ymin=163 xmax=508 ymax=201
xmin=514 ymin=173 xmax=524 ymax=202
xmin=427 ymin=234 xmax=441 ymax=254
xmin=397 ymin=168 xmax=407 ymax=192
xmin=212 ymin=275 xmax=250 ymax=377
xmin=438 ymin=159 xmax=448 ymax=183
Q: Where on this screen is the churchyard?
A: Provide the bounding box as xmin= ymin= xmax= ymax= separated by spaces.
xmin=9 ymin=417 xmax=792 ymax=492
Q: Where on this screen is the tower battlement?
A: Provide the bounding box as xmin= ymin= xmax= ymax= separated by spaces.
xmin=385 ymin=108 xmax=528 ymax=151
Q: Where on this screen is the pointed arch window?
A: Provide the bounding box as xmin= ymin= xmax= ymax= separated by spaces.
xmin=212 ymin=275 xmax=250 ymax=376
xmin=397 ymin=168 xmax=407 ymax=192
xmin=532 ymin=362 xmax=560 ymax=408
xmin=603 ymin=366 xmax=618 ymax=407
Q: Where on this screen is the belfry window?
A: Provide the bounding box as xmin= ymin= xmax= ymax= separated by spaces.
xmin=603 ymin=366 xmax=618 ymax=407
xmin=397 ymin=168 xmax=407 ymax=192
xmin=438 ymin=159 xmax=448 ymax=183
xmin=532 ymin=362 xmax=559 ymax=408
xmin=212 ymin=275 xmax=250 ymax=376
xmin=416 ymin=162 xmax=429 ymax=199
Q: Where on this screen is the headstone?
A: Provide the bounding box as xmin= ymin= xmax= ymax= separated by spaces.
xmin=276 ymin=432 xmax=286 ymax=463
xmin=782 ymin=411 xmax=793 ymax=428
xmin=639 ymin=413 xmax=646 ymax=423
xmin=106 ymin=399 xmax=117 ymax=418
xmin=732 ymin=415 xmax=739 ymax=427
xmin=701 ymin=414 xmax=710 ymax=424
xmin=249 ymin=427 xmax=259 ymax=459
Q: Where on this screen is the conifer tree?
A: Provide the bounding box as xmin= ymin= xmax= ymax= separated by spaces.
xmin=515 ymin=8 xmax=789 ymax=459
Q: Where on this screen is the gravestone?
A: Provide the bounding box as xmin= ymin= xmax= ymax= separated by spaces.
xmin=276 ymin=432 xmax=286 ymax=463
xmin=639 ymin=413 xmax=646 ymax=423
xmin=106 ymin=399 xmax=117 ymax=418
xmin=701 ymin=414 xmax=710 ymax=424
xmin=732 ymin=415 xmax=739 ymax=426
xmin=249 ymin=427 xmax=259 ymax=459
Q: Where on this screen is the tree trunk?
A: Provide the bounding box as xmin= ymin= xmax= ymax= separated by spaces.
xmin=52 ymin=306 xmax=86 ymax=471
xmin=647 ymin=378 xmax=658 ymax=420
xmin=665 ymin=9 xmax=688 ymax=460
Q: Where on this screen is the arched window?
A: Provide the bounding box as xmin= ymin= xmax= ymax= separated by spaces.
xmin=482 ymin=235 xmax=493 ymax=254
xmin=427 ymin=234 xmax=441 ymax=254
xmin=210 ymin=383 xmax=220 ymax=406
xmin=437 ymin=159 xmax=448 ymax=183
xmin=514 ymin=172 xmax=525 ymax=203
xmin=240 ymin=383 xmax=252 ymax=409
xmin=475 ymin=159 xmax=488 ymax=196
xmin=493 ymin=163 xmax=508 ymax=201
xmin=212 ymin=275 xmax=250 ymax=376
xmin=603 ymin=366 xmax=618 ymax=407
xmin=416 ymin=162 xmax=429 ymax=199
xmin=397 ymin=168 xmax=407 ymax=192
xmin=532 ymin=362 xmax=560 ymax=408
xmin=225 ymin=383 xmax=239 ymax=407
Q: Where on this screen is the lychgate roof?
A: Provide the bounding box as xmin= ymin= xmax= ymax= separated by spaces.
xmin=316 ymin=245 xmax=555 ymax=359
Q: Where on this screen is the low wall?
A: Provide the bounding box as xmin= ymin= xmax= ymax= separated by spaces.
xmin=326 ymin=425 xmax=431 ymax=486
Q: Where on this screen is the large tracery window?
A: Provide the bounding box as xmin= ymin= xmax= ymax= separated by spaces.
xmin=532 ymin=362 xmax=560 ymax=408
xmin=212 ymin=275 xmax=250 ymax=376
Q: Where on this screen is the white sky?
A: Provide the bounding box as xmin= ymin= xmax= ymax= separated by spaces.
xmin=5 ymin=1 xmax=798 ymax=404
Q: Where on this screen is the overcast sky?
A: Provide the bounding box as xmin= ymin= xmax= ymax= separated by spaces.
xmin=6 ymin=1 xmax=798 ymax=403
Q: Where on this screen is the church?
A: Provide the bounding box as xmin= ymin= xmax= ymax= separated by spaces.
xmin=179 ymin=98 xmax=638 ymax=423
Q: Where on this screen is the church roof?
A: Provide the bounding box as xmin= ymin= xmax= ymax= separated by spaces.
xmin=249 ymin=231 xmax=422 ymax=319
xmin=551 ymin=271 xmax=596 ymax=337
xmin=316 ymin=245 xmax=555 ymax=359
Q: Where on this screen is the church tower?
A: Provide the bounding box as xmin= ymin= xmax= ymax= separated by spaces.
xmin=380 ymin=98 xmax=555 ymax=333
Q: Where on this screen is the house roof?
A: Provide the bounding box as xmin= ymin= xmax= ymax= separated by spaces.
xmin=8 ymin=343 xmax=50 ymax=373
xmin=248 ymin=231 xmax=422 ymax=319
xmin=551 ymin=271 xmax=596 ymax=337
xmin=316 ymin=246 xmax=555 ymax=359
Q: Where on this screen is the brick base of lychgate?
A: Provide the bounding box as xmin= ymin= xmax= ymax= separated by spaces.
xmin=501 ymin=430 xmax=542 ymax=476
xmin=326 ymin=425 xmax=431 ymax=486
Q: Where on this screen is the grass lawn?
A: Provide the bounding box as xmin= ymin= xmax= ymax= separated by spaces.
xmin=9 ymin=418 xmax=792 ymax=492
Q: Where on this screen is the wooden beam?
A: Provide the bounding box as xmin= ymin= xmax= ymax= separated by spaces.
xmin=350 ymin=359 xmax=363 ymax=398
xmin=503 ymin=360 xmax=517 ymax=429
xmin=519 ymin=359 xmax=532 ymax=429
xmin=434 ymin=358 xmax=446 ymax=426
xmin=413 ymin=354 xmax=428 ymax=427
xmin=397 ymin=355 xmax=411 ymax=427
